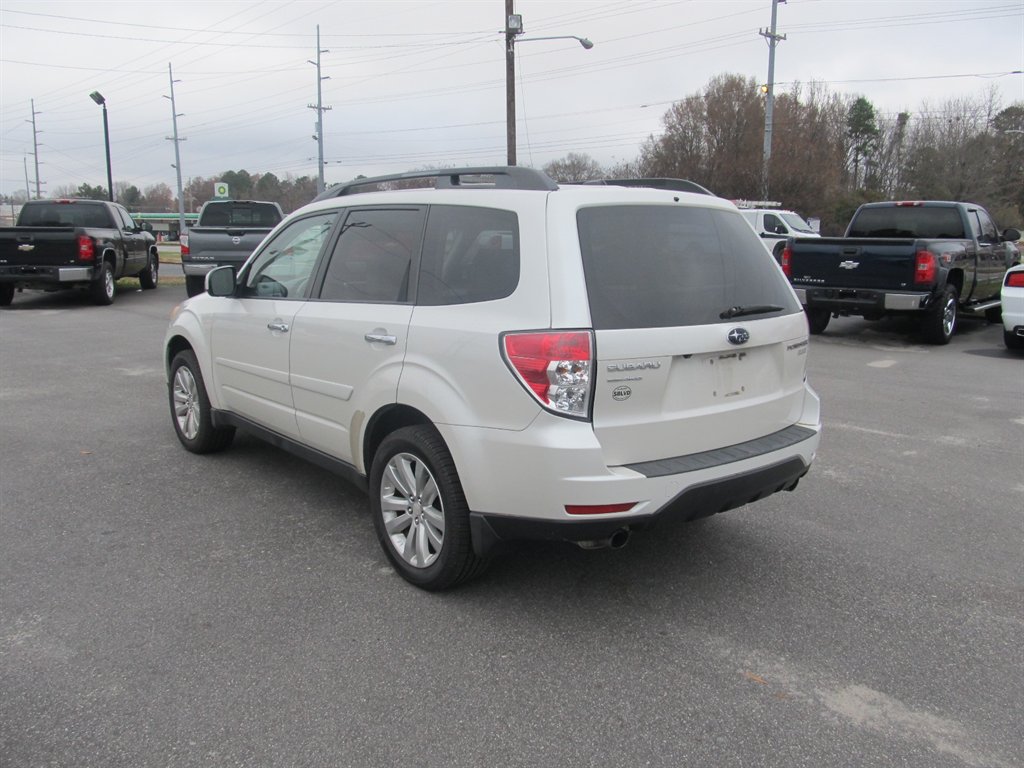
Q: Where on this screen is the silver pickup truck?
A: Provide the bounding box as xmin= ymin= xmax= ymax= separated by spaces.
xmin=181 ymin=200 xmax=283 ymax=296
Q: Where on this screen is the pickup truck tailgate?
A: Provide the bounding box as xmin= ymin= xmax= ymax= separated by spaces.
xmin=789 ymin=238 xmax=918 ymax=290
xmin=0 ymin=227 xmax=82 ymax=266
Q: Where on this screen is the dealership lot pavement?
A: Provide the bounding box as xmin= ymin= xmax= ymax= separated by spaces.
xmin=2 ymin=285 xmax=1022 ymax=767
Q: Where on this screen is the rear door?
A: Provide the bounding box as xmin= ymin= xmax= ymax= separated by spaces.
xmin=289 ymin=206 xmax=424 ymax=464
xmin=576 ymin=204 xmax=809 ymax=465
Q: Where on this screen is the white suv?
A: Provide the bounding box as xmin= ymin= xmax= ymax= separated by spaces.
xmin=165 ymin=168 xmax=821 ymax=590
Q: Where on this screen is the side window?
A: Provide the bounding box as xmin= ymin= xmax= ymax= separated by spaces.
xmin=763 ymin=213 xmax=785 ymax=235
xmin=117 ymin=207 xmax=135 ymax=230
xmin=975 ymin=210 xmax=997 ymax=242
xmin=319 ymin=208 xmax=424 ymax=302
xmin=242 ymin=213 xmax=337 ymax=299
xmin=417 ymin=205 xmax=520 ymax=305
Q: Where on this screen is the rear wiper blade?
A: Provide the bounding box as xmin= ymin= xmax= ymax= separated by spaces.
xmin=719 ymin=304 xmax=786 ymax=319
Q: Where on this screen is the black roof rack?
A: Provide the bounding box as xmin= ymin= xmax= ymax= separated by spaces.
xmin=580 ymin=178 xmax=716 ymax=196
xmin=313 ymin=166 xmax=559 ymax=202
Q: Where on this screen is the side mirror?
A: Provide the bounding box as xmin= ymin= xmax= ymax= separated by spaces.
xmin=206 ymin=265 xmax=237 ymax=297
xmin=1002 ymin=228 xmax=1021 ymax=242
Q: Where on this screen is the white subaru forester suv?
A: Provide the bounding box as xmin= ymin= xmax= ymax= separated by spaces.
xmin=165 ymin=168 xmax=821 ymax=590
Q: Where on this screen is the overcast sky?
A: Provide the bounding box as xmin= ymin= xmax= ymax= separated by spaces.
xmin=1 ymin=0 xmax=1022 ymax=199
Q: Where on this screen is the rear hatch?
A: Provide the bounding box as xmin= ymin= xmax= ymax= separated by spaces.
xmin=789 ymin=237 xmax=918 ymax=290
xmin=576 ymin=204 xmax=810 ymax=466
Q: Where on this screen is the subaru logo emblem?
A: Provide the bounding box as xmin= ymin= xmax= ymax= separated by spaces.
xmin=727 ymin=328 xmax=750 ymax=345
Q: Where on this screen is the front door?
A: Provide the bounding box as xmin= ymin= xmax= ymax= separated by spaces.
xmin=209 ymin=212 xmax=338 ymax=439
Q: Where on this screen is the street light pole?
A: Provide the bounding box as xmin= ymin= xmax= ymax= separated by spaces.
xmin=89 ymin=91 xmax=114 ymax=202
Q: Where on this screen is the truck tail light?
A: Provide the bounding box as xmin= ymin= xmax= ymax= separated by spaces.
xmin=502 ymin=331 xmax=594 ymax=419
xmin=180 ymin=234 xmax=189 ymax=256
xmin=77 ymin=234 xmax=95 ymax=262
xmin=914 ymin=251 xmax=937 ymax=285
xmin=1006 ymin=271 xmax=1024 ymax=288
xmin=780 ymin=245 xmax=792 ymax=277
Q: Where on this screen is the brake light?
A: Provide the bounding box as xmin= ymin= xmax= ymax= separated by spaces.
xmin=914 ymin=251 xmax=937 ymax=285
xmin=780 ymin=245 xmax=792 ymax=277
xmin=1006 ymin=271 xmax=1024 ymax=288
xmin=502 ymin=331 xmax=593 ymax=418
xmin=895 ymin=201 xmax=924 ymax=207
xmin=77 ymin=234 xmax=95 ymax=262
xmin=180 ymin=233 xmax=189 ymax=256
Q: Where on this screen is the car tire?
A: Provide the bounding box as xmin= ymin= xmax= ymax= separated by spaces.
xmin=1005 ymin=329 xmax=1024 ymax=351
xmin=922 ymin=284 xmax=958 ymax=345
xmin=370 ymin=425 xmax=487 ymax=591
xmin=806 ymin=307 xmax=830 ymax=335
xmin=139 ymin=253 xmax=159 ymax=290
xmin=772 ymin=241 xmax=786 ymax=263
xmin=168 ymin=350 xmax=235 ymax=453
xmin=0 ymin=284 xmax=14 ymax=306
xmin=91 ymin=261 xmax=115 ymax=305
xmin=985 ymin=305 xmax=1001 ymax=324
xmin=185 ymin=276 xmax=206 ymax=297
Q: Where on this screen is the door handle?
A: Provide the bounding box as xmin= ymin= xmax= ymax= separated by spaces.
xmin=267 ymin=320 xmax=290 ymax=333
xmin=364 ymin=333 xmax=397 ymax=345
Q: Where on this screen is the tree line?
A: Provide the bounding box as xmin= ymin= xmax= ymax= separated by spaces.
xmin=544 ymin=74 xmax=1023 ymax=235
xmin=5 ymin=74 xmax=1021 ymax=235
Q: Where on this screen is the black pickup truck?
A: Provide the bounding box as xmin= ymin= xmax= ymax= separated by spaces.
xmin=783 ymin=201 xmax=1021 ymax=344
xmin=0 ymin=199 xmax=158 ymax=306
xmin=180 ymin=200 xmax=283 ymax=296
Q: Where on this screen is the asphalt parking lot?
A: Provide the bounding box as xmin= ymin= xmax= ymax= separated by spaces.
xmin=1 ymin=283 xmax=1022 ymax=768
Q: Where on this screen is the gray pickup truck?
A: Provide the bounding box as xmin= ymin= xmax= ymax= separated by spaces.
xmin=784 ymin=201 xmax=1020 ymax=344
xmin=181 ymin=200 xmax=283 ymax=296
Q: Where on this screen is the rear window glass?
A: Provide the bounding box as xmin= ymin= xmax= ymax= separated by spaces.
xmin=417 ymin=205 xmax=519 ymax=305
xmin=199 ymin=203 xmax=281 ymax=227
xmin=577 ymin=205 xmax=800 ymax=330
xmin=18 ymin=202 xmax=113 ymax=228
xmin=848 ymin=206 xmax=965 ymax=239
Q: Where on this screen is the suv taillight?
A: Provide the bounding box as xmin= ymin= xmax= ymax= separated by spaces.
xmin=914 ymin=251 xmax=937 ymax=285
xmin=780 ymin=246 xmax=792 ymax=277
xmin=502 ymin=331 xmax=594 ymax=419
xmin=77 ymin=234 xmax=95 ymax=262
xmin=1006 ymin=271 xmax=1024 ymax=288
xmin=180 ymin=234 xmax=189 ymax=256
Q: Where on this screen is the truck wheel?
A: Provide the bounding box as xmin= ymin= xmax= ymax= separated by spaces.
xmin=922 ymin=284 xmax=958 ymax=345
xmin=185 ymin=276 xmax=205 ymax=297
xmin=985 ymin=305 xmax=1001 ymax=324
xmin=0 ymin=284 xmax=14 ymax=307
xmin=139 ymin=253 xmax=159 ymax=290
xmin=370 ymin=425 xmax=488 ymax=591
xmin=806 ymin=308 xmax=830 ymax=334
xmin=1005 ymin=329 xmax=1024 ymax=351
xmin=91 ymin=261 xmax=115 ymax=305
xmin=168 ymin=350 xmax=235 ymax=453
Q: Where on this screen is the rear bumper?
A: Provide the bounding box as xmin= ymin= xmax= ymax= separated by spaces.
xmin=181 ymin=262 xmax=218 ymax=277
xmin=794 ymin=287 xmax=930 ymax=314
xmin=0 ymin=265 xmax=95 ymax=284
xmin=470 ymin=454 xmax=811 ymax=556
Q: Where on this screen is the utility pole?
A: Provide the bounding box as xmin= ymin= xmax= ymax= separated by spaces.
xmin=760 ymin=0 xmax=786 ymax=199
xmin=23 ymin=157 xmax=31 ymax=202
xmin=164 ymin=63 xmax=187 ymax=239
xmin=505 ymin=0 xmax=521 ymax=166
xmin=308 ymin=25 xmax=332 ymax=195
xmin=28 ymin=99 xmax=42 ymax=198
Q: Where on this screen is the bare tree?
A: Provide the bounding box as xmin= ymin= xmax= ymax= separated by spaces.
xmin=543 ymin=152 xmax=605 ymax=182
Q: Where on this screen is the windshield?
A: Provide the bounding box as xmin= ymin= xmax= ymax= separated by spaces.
xmin=577 ymin=205 xmax=801 ymax=330
xmin=780 ymin=213 xmax=815 ymax=234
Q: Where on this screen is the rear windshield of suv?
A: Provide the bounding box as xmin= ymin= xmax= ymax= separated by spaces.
xmin=577 ymin=205 xmax=800 ymax=330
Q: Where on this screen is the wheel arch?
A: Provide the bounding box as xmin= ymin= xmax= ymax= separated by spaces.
xmin=945 ymin=268 xmax=965 ymax=296
xmin=362 ymin=404 xmax=433 ymax=476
